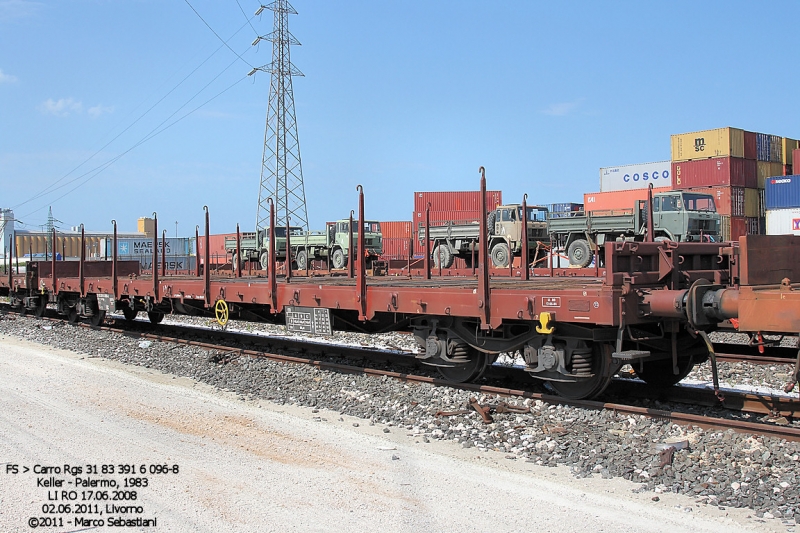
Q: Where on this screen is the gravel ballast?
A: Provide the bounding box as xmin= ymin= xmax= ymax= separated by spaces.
xmin=1 ymin=310 xmax=799 ymax=528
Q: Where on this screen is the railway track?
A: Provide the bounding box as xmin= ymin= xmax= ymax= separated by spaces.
xmin=4 ymin=304 xmax=799 ymax=442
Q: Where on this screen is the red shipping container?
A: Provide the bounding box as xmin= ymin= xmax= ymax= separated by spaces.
xmin=583 ymin=187 xmax=672 ymax=212
xmin=744 ymin=131 xmax=757 ymax=160
xmin=381 ymin=237 xmax=411 ymax=260
xmin=414 ymin=190 xmax=502 ymax=213
xmin=380 ymin=221 xmax=412 ymax=239
xmin=745 ymin=216 xmax=761 ymax=235
xmin=197 ymin=233 xmax=236 ymax=265
xmin=730 ymin=216 xmax=747 ymax=241
xmin=682 ymin=186 xmax=745 ymax=217
xmin=793 ymin=149 xmax=800 ymax=172
xmin=413 ymin=210 xmax=483 ymax=229
xmin=672 ymin=157 xmax=757 ymax=189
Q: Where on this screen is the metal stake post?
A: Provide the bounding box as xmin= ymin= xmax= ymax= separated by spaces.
xmin=477 ymin=167 xmax=490 ymax=330
xmin=348 ymin=211 xmax=354 ymax=279
xmin=236 ymin=224 xmax=242 ymax=279
xmin=521 ymin=194 xmax=529 ymax=281
xmin=152 ymin=213 xmax=159 ymax=301
xmin=79 ymin=225 xmax=85 ymax=296
xmin=161 ymin=230 xmax=167 ymax=278
xmin=195 ymin=226 xmax=200 ymax=278
xmin=203 ymin=207 xmax=210 ymax=307
xmin=424 ymin=204 xmax=431 ymax=280
xmin=356 ymin=185 xmax=367 ymax=320
xmin=112 ymin=220 xmax=118 ymax=296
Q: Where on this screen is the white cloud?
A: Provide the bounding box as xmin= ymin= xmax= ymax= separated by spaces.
xmin=39 ymin=98 xmax=83 ymax=117
xmin=541 ymin=98 xmax=584 ymax=116
xmin=0 ymin=0 xmax=43 ymax=22
xmin=0 ymin=68 xmax=17 ymax=83
xmin=88 ymin=104 xmax=114 ymax=118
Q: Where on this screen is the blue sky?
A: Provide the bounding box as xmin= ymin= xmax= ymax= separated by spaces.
xmin=1 ymin=0 xmax=799 ymax=235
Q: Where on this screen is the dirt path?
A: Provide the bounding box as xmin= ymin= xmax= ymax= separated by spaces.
xmin=0 ymin=335 xmax=781 ymax=532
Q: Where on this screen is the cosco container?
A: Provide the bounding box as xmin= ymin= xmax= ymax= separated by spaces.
xmin=783 ymin=138 xmax=799 ymax=165
xmin=599 ymin=161 xmax=671 ymax=192
xmin=682 ymin=186 xmax=744 ymax=217
xmin=413 ymin=191 xmax=502 ymax=214
xmin=766 ymin=208 xmax=800 ymax=235
xmin=583 ymin=187 xmax=671 ymax=212
xmin=757 ymin=161 xmax=785 ymax=189
xmin=756 ymin=133 xmax=783 ymax=163
xmin=672 ymin=157 xmax=756 ymax=189
xmin=380 ymin=221 xmax=412 ymax=239
xmin=764 ymin=175 xmax=800 ymax=209
xmin=671 ymin=127 xmax=744 ymax=161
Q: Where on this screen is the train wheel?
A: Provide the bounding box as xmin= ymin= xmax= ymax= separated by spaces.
xmin=122 ymin=306 xmax=138 ymax=322
xmin=89 ymin=310 xmax=106 ymax=327
xmin=147 ymin=312 xmax=164 ymax=324
xmin=548 ymin=343 xmax=617 ymax=400
xmin=67 ymin=307 xmax=79 ymax=324
xmin=437 ymin=349 xmax=491 ymax=383
xmin=634 ymin=355 xmax=695 ymax=387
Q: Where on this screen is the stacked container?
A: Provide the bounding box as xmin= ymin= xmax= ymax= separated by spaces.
xmin=584 ymin=187 xmax=671 ymax=212
xmin=764 ymin=175 xmax=800 ymax=235
xmin=412 ymin=190 xmax=502 ymax=227
xmin=598 ymin=161 xmax=672 ymax=192
xmin=379 ymin=221 xmax=413 ymax=260
xmin=670 ymin=127 xmax=767 ymax=241
xmin=549 ymin=203 xmax=584 ymax=218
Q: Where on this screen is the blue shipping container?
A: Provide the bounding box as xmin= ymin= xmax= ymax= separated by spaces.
xmin=756 ymin=133 xmax=783 ymax=163
xmin=550 ymin=202 xmax=584 ymax=213
xmin=764 ymin=174 xmax=800 ymax=209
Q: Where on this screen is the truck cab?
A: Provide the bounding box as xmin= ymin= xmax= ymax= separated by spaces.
xmin=651 ymin=192 xmax=719 ymax=242
xmin=325 ymin=220 xmax=383 ymax=269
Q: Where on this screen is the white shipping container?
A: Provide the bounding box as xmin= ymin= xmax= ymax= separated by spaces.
xmin=765 ymin=208 xmax=800 ymax=235
xmin=599 ymin=161 xmax=672 ymax=192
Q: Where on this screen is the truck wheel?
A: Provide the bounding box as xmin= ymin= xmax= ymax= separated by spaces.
xmin=259 ymin=252 xmax=270 ymax=272
xmin=332 ymin=249 xmax=347 ymax=269
xmin=232 ymin=253 xmax=244 ymax=272
xmin=486 ymin=212 xmax=496 ymax=235
xmin=433 ymin=245 xmax=454 ymax=269
xmin=490 ymin=242 xmax=510 ymax=268
xmin=567 ymin=239 xmax=592 ymax=268
xmin=296 ymin=250 xmax=308 ymax=270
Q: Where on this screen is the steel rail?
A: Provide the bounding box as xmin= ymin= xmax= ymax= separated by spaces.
xmin=3 ymin=304 xmax=799 ymax=443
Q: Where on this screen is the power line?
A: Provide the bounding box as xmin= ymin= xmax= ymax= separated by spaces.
xmin=235 ymin=0 xmax=260 ymax=37
xmin=184 ymin=0 xmax=255 ymax=68
xmin=14 ymin=19 xmax=255 ymax=211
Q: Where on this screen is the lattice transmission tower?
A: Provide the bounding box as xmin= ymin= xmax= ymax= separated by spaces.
xmin=251 ymin=0 xmax=308 ymax=232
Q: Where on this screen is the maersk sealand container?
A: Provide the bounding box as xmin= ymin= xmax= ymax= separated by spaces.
xmin=764 ymin=175 xmax=800 ymax=209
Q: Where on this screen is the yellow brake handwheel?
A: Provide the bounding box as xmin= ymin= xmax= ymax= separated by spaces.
xmin=215 ymin=299 xmax=229 ymax=326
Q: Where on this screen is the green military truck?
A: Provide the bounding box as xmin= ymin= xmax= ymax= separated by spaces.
xmin=548 ymin=191 xmax=721 ymax=267
xmin=226 ymin=219 xmax=383 ymax=271
xmin=420 ymin=204 xmax=551 ymax=268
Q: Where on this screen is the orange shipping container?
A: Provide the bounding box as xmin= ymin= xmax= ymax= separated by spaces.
xmin=414 ymin=191 xmax=502 ymax=213
xmin=583 ymin=187 xmax=672 ymax=212
xmin=380 ymin=221 xmax=412 ymax=239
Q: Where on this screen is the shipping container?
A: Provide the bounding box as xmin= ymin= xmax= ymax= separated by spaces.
xmin=598 ymin=161 xmax=671 ymax=192
xmin=794 ymin=149 xmax=800 ymax=171
xmin=783 ymin=138 xmax=799 ymax=165
xmin=413 ymin=191 xmax=502 ymax=214
xmin=549 ymin=202 xmax=584 ymax=213
xmin=379 ymin=221 xmax=412 ymax=239
xmin=785 ymin=165 xmax=793 ymax=176
xmin=765 ymin=208 xmax=800 ymax=235
xmin=682 ymin=186 xmax=744 ymax=217
xmin=745 ymin=216 xmax=761 ymax=236
xmin=381 ymin=237 xmax=412 ymax=260
xmin=583 ymin=187 xmax=671 ymax=212
xmin=197 ymin=233 xmax=236 ymax=265
xmin=756 ymin=133 xmax=783 ymax=163
xmin=671 ymin=127 xmax=744 ymax=161
xmin=743 ymin=130 xmax=757 ymax=160
xmin=119 ymin=255 xmax=196 ymax=272
xmin=105 ymin=237 xmax=191 ymax=257
xmin=413 ymin=210 xmax=483 ymax=227
xmin=672 ymin=157 xmax=756 ymax=189
xmin=764 ymin=174 xmax=800 ymax=209
xmin=759 ymin=189 xmax=766 ymax=217
xmin=757 ymin=161 xmax=784 ymax=189
xmin=744 ymin=188 xmax=760 ymax=218
xmin=719 ymin=215 xmax=748 ymax=242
